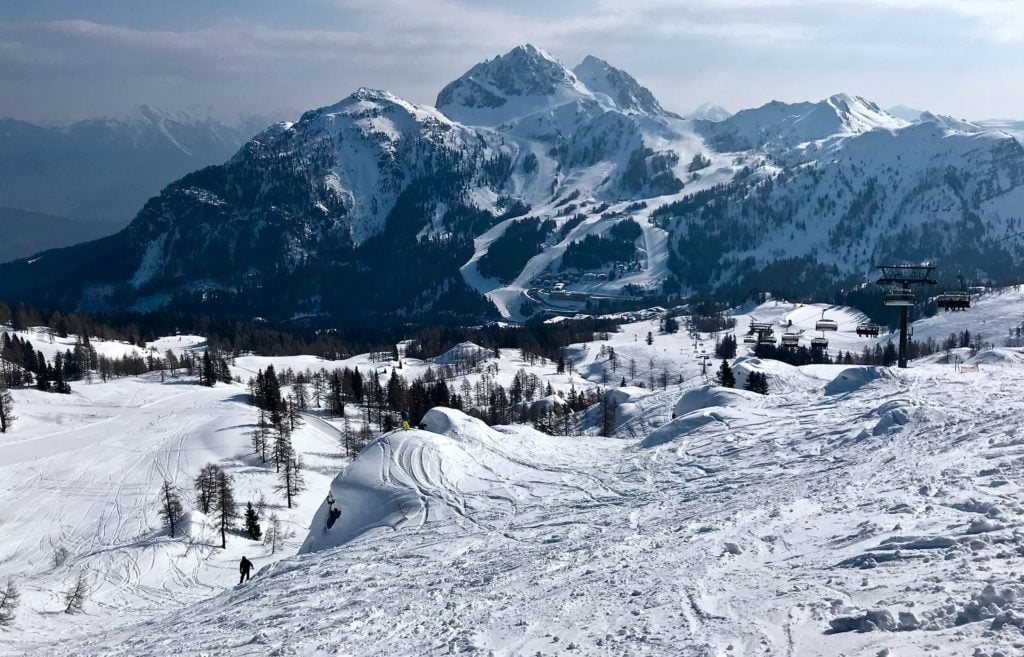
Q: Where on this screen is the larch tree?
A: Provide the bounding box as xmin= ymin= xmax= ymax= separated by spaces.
xmin=194 ymin=464 xmax=222 ymax=514
xmin=0 ymin=578 xmax=20 ymax=627
xmin=158 ymin=479 xmax=184 ymax=538
xmin=213 ymin=469 xmax=237 ymax=549
xmin=63 ymin=573 xmax=88 ymax=614
xmin=276 ymin=449 xmax=305 ymax=509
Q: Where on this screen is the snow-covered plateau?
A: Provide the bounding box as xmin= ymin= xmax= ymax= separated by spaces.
xmin=4 ymin=293 xmax=1024 ymax=656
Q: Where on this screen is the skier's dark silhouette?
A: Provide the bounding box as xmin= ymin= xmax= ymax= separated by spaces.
xmin=239 ymin=556 xmax=254 ymax=584
xmin=401 ymin=410 xmax=411 ymax=431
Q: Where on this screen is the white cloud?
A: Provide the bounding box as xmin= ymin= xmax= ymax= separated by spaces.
xmin=0 ymin=0 xmax=1022 ymax=123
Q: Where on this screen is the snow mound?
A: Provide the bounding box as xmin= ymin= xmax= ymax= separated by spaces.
xmin=968 ymin=349 xmax=1024 ymax=366
xmin=300 ymin=408 xmax=561 ymax=554
xmin=673 ymin=385 xmax=761 ymax=417
xmin=641 ymin=406 xmax=750 ymax=448
xmin=421 ymin=406 xmax=492 ymax=441
xmin=432 ymin=341 xmax=490 ymax=365
xmin=824 ymin=367 xmax=894 ymax=395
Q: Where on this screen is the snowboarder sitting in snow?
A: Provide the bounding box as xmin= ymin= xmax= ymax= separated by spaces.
xmin=239 ymin=556 xmax=254 ymax=584
xmin=401 ymin=410 xmax=411 ymax=431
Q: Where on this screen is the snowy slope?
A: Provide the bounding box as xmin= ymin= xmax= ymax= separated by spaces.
xmin=0 ymin=361 xmax=350 ymax=655
xmin=17 ymin=358 xmax=1024 ymax=656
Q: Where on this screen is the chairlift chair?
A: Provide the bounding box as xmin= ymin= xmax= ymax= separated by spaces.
xmin=743 ymin=334 xmax=758 ymax=345
xmin=856 ymin=323 xmax=880 ymax=338
xmin=781 ymin=332 xmax=800 ymax=348
xmin=815 ymin=309 xmax=838 ymax=332
xmin=810 ymin=335 xmax=829 ymax=350
xmin=936 ymin=291 xmax=970 ymax=312
xmin=884 ymin=288 xmax=915 ymax=306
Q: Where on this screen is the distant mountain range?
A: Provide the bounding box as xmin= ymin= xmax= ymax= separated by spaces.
xmin=0 ymin=207 xmax=121 ymax=264
xmin=0 ymin=106 xmax=277 ymax=224
xmin=1 ymin=45 xmax=1023 ymax=326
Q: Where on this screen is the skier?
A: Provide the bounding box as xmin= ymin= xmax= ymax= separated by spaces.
xmin=401 ymin=410 xmax=411 ymax=431
xmin=239 ymin=556 xmax=254 ymax=584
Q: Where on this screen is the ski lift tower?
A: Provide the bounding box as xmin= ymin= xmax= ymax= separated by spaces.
xmin=876 ymin=263 xmax=937 ymax=368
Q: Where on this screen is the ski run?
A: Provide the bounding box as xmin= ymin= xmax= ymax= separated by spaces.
xmin=6 ymin=292 xmax=1024 ymax=656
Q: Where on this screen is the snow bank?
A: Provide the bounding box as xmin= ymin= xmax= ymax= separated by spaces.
xmin=823 ymin=366 xmax=894 ymax=395
xmin=673 ymin=385 xmax=761 ymax=417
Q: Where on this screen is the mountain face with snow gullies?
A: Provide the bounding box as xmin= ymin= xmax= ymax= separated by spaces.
xmin=2 ymin=45 xmax=1024 ymax=324
xmin=0 ymin=106 xmax=275 ymax=224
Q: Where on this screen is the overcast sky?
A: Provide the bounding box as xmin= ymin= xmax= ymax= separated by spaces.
xmin=1 ymin=0 xmax=1022 ymax=124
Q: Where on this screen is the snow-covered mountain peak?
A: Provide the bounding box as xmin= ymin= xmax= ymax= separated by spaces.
xmin=823 ymin=93 xmax=907 ymax=134
xmin=686 ymin=103 xmax=732 ymax=121
xmin=435 ymin=44 xmax=593 ymax=126
xmin=918 ymin=111 xmax=985 ymax=134
xmin=571 ymin=55 xmax=677 ymax=117
xmin=701 ymin=93 xmax=908 ymax=154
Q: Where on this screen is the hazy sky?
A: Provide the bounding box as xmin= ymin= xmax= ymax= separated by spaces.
xmin=1 ymin=0 xmax=1022 ymax=124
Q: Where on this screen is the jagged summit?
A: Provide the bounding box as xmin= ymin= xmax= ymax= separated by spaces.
xmin=435 ymin=44 xmax=590 ymax=126
xmin=571 ymin=55 xmax=677 ymax=118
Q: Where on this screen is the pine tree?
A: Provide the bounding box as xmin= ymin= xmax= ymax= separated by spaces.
xmin=213 ymin=469 xmax=237 ymax=549
xmin=0 ymin=383 xmax=14 ymax=433
xmin=244 ymin=502 xmax=262 ymax=541
xmin=0 ymin=578 xmax=20 ymax=627
xmin=158 ymin=480 xmax=184 ymax=538
xmin=201 ymin=351 xmax=216 ymax=387
xmin=715 ymin=359 xmax=736 ymax=388
xmin=63 ymin=573 xmax=88 ymax=614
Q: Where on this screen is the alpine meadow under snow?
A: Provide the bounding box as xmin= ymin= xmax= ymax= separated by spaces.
xmin=5 ymin=38 xmax=1024 ymax=657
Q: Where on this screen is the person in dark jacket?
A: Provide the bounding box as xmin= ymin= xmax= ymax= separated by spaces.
xmin=401 ymin=410 xmax=411 ymax=431
xmin=239 ymin=556 xmax=254 ymax=584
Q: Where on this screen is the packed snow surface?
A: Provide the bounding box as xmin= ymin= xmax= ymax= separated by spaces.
xmin=7 ymin=302 xmax=1024 ymax=656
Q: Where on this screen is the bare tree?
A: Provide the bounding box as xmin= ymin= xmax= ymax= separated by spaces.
xmin=158 ymin=480 xmax=184 ymax=538
xmin=272 ymin=429 xmax=291 ymax=474
xmin=275 ymin=449 xmax=305 ymax=509
xmin=263 ymin=513 xmax=284 ymax=555
xmin=63 ymin=573 xmax=88 ymax=614
xmin=213 ymin=469 xmax=237 ymax=549
xmin=251 ymin=410 xmax=269 ymax=463
xmin=0 ymin=383 xmax=15 ymax=433
xmin=194 ymin=464 xmax=221 ymax=514
xmin=0 ymin=578 xmax=20 ymax=627
xmin=51 ymin=546 xmax=69 ymax=568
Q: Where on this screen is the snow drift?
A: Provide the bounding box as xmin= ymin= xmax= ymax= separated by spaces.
xmin=301 ymin=408 xmax=569 ymax=554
